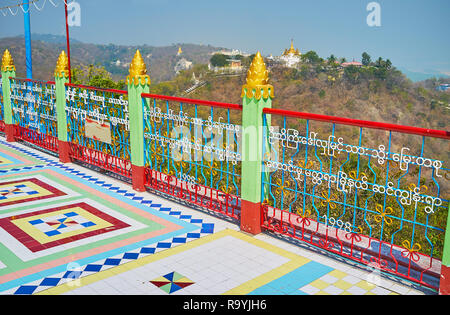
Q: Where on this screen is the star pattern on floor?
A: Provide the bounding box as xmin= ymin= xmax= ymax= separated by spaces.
xmin=150 ymin=272 xmax=195 ymax=294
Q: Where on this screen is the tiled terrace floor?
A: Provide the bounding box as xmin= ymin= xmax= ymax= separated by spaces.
xmin=0 ymin=136 xmax=435 ymax=296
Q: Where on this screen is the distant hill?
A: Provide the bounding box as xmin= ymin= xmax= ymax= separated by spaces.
xmin=0 ymin=35 xmax=228 ymax=83
xmin=398 ymin=67 xmax=450 ymax=82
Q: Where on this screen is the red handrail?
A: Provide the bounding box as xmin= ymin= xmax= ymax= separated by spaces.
xmin=264 ymin=107 xmax=450 ymax=140
xmin=10 ymin=77 xmax=55 ymax=85
xmin=65 ymin=83 xmax=128 ymax=95
xmin=141 ymin=93 xmax=243 ymax=110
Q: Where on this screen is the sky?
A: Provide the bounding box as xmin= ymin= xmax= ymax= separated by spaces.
xmin=0 ymin=0 xmax=449 ymax=75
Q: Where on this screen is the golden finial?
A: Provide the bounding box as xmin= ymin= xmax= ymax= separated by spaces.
xmin=1 ymin=49 xmax=16 ymax=72
xmin=54 ymin=51 xmax=69 ymax=78
xmin=126 ymin=50 xmax=151 ymax=85
xmin=177 ymin=47 xmax=183 ymax=55
xmin=241 ymin=52 xmax=274 ymax=100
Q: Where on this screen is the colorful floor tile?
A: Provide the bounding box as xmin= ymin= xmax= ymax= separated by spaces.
xmin=150 ymin=272 xmax=195 ymax=294
xmin=0 ymin=140 xmax=216 ymax=295
xmin=0 ymin=143 xmax=44 ymax=170
xmin=0 ymin=138 xmax=432 ymax=296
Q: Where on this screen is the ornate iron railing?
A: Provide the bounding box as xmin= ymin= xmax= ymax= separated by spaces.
xmin=9 ymin=77 xmax=58 ymax=152
xmin=65 ymin=83 xmax=131 ymax=177
xmin=261 ymin=108 xmax=450 ymax=290
xmin=142 ymin=94 xmax=242 ymax=219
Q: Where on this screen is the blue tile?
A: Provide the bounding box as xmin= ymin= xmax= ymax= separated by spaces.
xmin=40 ymin=277 xmax=61 ymax=287
xmin=84 ymin=264 xmax=103 ymax=272
xmin=156 ymin=242 xmax=171 ymax=248
xmin=104 ymin=258 xmax=122 ymax=266
xmin=140 ymin=247 xmax=156 ymax=254
xmin=123 ymin=253 xmax=139 ymax=260
xmin=14 ymin=285 xmax=38 ymax=295
xmin=45 ymin=230 xmax=61 ymax=237
xmin=249 ymin=261 xmax=333 ymax=295
xmin=28 ymin=219 xmax=44 ymax=225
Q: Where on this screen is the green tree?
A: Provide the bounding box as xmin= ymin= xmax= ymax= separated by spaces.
xmin=327 ymin=54 xmax=337 ymax=65
xmin=210 ymin=54 xmax=229 ymax=67
xmin=301 ymin=51 xmax=321 ymax=64
xmin=362 ymin=52 xmax=371 ymax=66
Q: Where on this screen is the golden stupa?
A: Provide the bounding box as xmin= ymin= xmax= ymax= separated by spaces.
xmin=282 ymin=40 xmax=301 ymax=56
xmin=1 ymin=49 xmax=16 ymax=72
xmin=127 ymin=50 xmax=151 ymax=86
xmin=54 ymin=51 xmax=69 ymax=78
xmin=241 ymin=52 xmax=274 ymax=100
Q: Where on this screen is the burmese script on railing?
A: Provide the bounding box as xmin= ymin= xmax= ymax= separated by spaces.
xmin=10 ymin=80 xmax=57 ymax=130
xmin=144 ymin=106 xmax=242 ymax=164
xmin=264 ymin=126 xmax=448 ymax=216
xmin=65 ymin=87 xmax=129 ymax=130
xmin=268 ymin=127 xmax=444 ymax=175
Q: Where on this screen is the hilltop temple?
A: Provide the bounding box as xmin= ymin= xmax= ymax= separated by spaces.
xmin=267 ymin=40 xmax=302 ymax=68
xmin=279 ymin=40 xmax=302 ymax=68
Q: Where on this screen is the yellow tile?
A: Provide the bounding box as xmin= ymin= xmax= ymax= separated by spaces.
xmin=334 ymin=280 xmax=353 ymax=290
xmin=328 ymin=270 xmax=348 ymax=279
xmin=356 ymin=280 xmax=377 ymax=291
xmin=340 ymin=291 xmax=353 ymax=295
xmin=315 ymin=290 xmax=331 ymax=295
xmin=364 ymin=291 xmax=376 ymax=295
xmin=310 ymin=279 xmax=330 ymax=290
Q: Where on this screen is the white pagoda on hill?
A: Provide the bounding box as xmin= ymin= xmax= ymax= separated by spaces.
xmin=279 ymin=40 xmax=302 ymax=68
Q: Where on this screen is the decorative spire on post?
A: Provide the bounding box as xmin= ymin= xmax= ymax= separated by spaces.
xmin=1 ymin=49 xmax=16 ymax=72
xmin=54 ymin=51 xmax=71 ymax=163
xmin=241 ymin=52 xmax=274 ymax=100
xmin=127 ymin=50 xmax=151 ymax=192
xmin=239 ymin=52 xmax=274 ymax=235
xmin=55 ymin=51 xmax=70 ymax=78
xmin=126 ymin=50 xmax=151 ymax=86
xmin=1 ymin=49 xmax=16 ymax=142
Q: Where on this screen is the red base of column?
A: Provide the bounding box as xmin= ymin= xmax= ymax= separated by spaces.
xmin=58 ymin=140 xmax=72 ymax=163
xmin=5 ymin=124 xmax=16 ymax=142
xmin=240 ymin=200 xmax=262 ymax=235
xmin=132 ymin=165 xmax=146 ymax=192
xmin=440 ymin=265 xmax=450 ymax=295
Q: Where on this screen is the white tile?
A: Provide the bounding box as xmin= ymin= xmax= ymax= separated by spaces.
xmin=346 ymin=286 xmax=368 ymax=295
xmin=299 ymin=285 xmax=321 ymax=295
xmin=323 ymin=285 xmax=345 ymax=295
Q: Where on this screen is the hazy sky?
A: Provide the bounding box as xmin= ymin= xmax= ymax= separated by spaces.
xmin=0 ymin=0 xmax=449 ymax=74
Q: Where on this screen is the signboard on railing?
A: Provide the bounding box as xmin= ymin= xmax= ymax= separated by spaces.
xmin=85 ymin=117 xmax=112 ymax=144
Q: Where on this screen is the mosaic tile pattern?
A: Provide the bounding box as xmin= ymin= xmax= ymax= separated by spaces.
xmin=0 ymin=178 xmax=66 ymax=208
xmin=0 ymin=139 xmax=430 ymax=296
xmin=0 ymin=140 xmax=215 ymax=296
xmin=299 ymin=269 xmax=399 ymax=295
xmin=150 ymin=272 xmax=195 ymax=294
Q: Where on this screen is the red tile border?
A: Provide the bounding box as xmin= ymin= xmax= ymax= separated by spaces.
xmin=0 ymin=178 xmax=66 ymax=208
xmin=0 ymin=202 xmax=131 ymax=253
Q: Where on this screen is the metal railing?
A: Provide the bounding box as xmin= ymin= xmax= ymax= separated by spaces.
xmin=141 ymin=93 xmax=242 ymax=219
xmin=10 ymin=77 xmax=58 ymax=152
xmin=261 ymin=107 xmax=450 ymax=290
xmin=65 ymin=83 xmax=132 ymax=177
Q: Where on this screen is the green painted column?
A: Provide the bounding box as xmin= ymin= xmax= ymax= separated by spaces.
xmin=240 ymin=52 xmax=274 ymax=234
xmin=54 ymin=51 xmax=71 ymax=163
xmin=126 ymin=50 xmax=151 ymax=192
xmin=1 ymin=49 xmax=17 ymax=142
xmin=439 ymin=203 xmax=450 ymax=295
